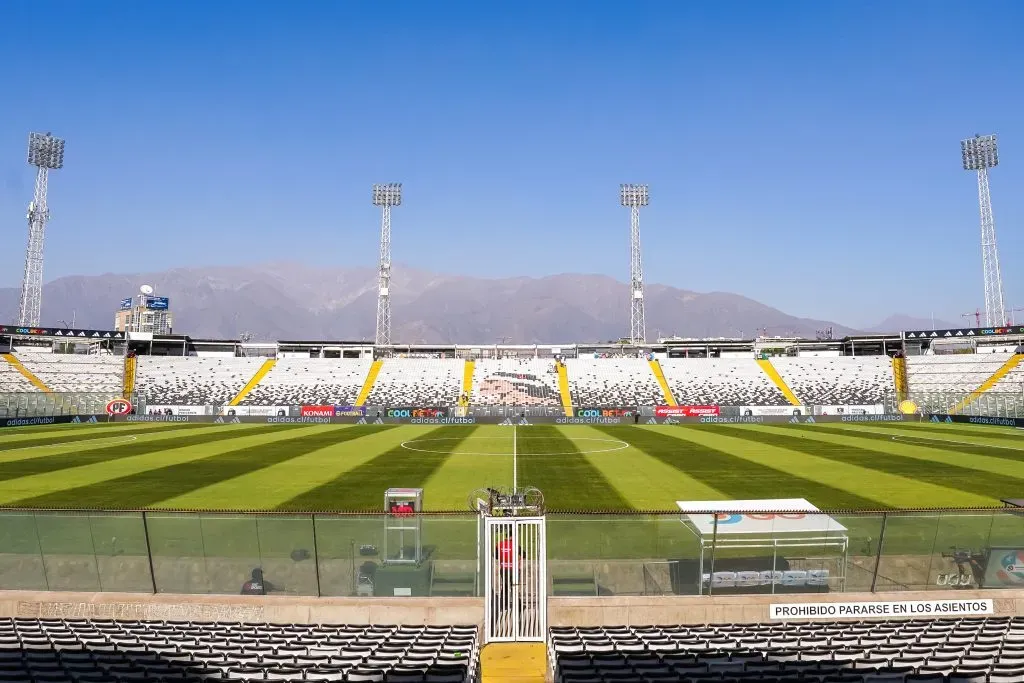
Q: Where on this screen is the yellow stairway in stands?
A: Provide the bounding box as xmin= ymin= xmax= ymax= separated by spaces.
xmin=557 ymin=362 xmax=574 ymax=417
xmin=122 ymin=354 xmax=137 ymax=400
xmin=951 ymin=353 xmax=1024 ymax=414
xmin=481 ymin=643 xmax=546 ymax=683
xmin=1 ymin=354 xmax=51 ymax=393
xmin=228 ymin=359 xmax=276 ymax=406
xmin=648 ymin=359 xmax=677 ymax=406
xmin=756 ymin=357 xmax=801 ymax=406
xmin=356 ymin=360 xmax=384 ymax=407
xmin=461 ymin=359 xmax=475 ymax=406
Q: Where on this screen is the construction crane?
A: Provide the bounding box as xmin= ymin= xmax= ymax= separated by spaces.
xmin=962 ymin=310 xmax=983 ymax=327
xmin=1007 ymin=308 xmax=1024 ymax=325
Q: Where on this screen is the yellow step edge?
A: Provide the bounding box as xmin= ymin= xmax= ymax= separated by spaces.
xmin=951 ymin=353 xmax=1024 ymax=414
xmin=229 ymin=359 xmax=276 ymax=406
xmin=756 ymin=357 xmax=801 ymax=406
xmin=461 ymin=359 xmax=475 ymax=406
xmin=557 ymin=361 xmax=574 ymax=417
xmin=892 ymin=355 xmax=909 ymax=405
xmin=356 ymin=359 xmax=384 ymax=407
xmin=648 ymin=358 xmax=677 ymax=406
xmin=1 ymin=354 xmax=52 ymax=393
xmin=481 ymin=643 xmax=547 ymax=683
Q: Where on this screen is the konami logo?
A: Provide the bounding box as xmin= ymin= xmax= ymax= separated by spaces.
xmin=300 ymin=406 xmax=335 ymax=417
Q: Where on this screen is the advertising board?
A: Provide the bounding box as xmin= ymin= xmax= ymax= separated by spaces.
xmin=655 ymin=405 xmax=719 ymax=417
xmin=300 ymin=405 xmax=335 ymax=417
xmin=814 ymin=404 xmax=884 ymax=416
xmin=145 ymin=405 xmax=207 ymax=416
xmin=220 ymin=406 xmax=288 ymax=417
xmin=982 ymin=548 xmax=1024 ymax=588
xmin=575 ymin=408 xmax=635 ymax=418
xmin=740 ymin=406 xmax=806 ymax=417
xmin=334 ymin=405 xmax=366 ymax=417
xmin=144 ymin=296 xmax=170 ymax=310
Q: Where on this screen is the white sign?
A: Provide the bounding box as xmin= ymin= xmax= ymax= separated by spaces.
xmin=740 ymin=406 xmax=806 ymax=416
xmin=770 ymin=599 xmax=994 ymax=620
xmin=814 ymin=404 xmax=884 ymax=416
xmin=217 ymin=406 xmax=287 ymax=416
xmin=146 ymin=405 xmax=207 ymax=416
xmin=676 ymin=499 xmax=847 ymax=536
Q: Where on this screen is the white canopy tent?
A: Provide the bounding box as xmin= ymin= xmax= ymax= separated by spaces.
xmin=676 ymin=498 xmax=849 ymax=594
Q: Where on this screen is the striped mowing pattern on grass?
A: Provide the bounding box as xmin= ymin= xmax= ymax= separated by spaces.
xmin=0 ymin=422 xmax=1023 ymax=511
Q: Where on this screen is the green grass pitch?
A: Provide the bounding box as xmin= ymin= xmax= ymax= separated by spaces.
xmin=0 ymin=420 xmax=1021 ymax=512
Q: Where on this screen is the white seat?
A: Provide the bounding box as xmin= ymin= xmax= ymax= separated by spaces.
xmin=138 ymin=357 xmax=266 ymax=405
xmin=242 ymin=358 xmax=370 ymax=406
xmin=366 ymin=358 xmax=463 ymax=407
xmin=565 ymin=357 xmax=663 ymax=407
xmin=471 ymin=358 xmax=562 ymax=406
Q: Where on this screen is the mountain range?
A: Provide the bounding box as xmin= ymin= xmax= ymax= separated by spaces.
xmin=0 ymin=264 xmax=956 ymax=343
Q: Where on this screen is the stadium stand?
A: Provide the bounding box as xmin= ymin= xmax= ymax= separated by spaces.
xmin=566 ymin=357 xmax=664 ymax=407
xmin=772 ymin=356 xmax=893 ymax=406
xmin=471 ymin=358 xmax=563 ymax=406
xmin=13 ymin=352 xmax=122 ymax=394
xmin=905 ymin=355 xmax=1016 ymax=412
xmin=137 ymin=357 xmax=267 ymax=406
xmin=365 ymin=359 xmax=463 ymax=407
xmin=241 ymin=358 xmax=372 ymax=406
xmin=549 ymin=617 xmax=1024 ymax=683
xmin=0 ymin=357 xmax=37 ymax=392
xmin=659 ymin=359 xmax=789 ymax=406
xmin=0 ymin=618 xmax=479 ymax=683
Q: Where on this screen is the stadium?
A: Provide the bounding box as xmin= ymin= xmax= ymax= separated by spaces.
xmin=2 ymin=6 xmax=1024 ymax=683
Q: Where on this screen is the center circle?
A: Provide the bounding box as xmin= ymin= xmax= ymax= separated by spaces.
xmin=399 ymin=436 xmax=630 ymax=456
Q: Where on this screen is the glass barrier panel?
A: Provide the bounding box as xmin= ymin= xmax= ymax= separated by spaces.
xmin=88 ymin=512 xmax=152 ymax=592
xmin=0 ymin=510 xmax=48 ymax=590
xmin=835 ymin=513 xmax=887 ymax=593
xmin=314 ymin=515 xmax=386 ymax=597
xmin=980 ymin=509 xmax=1024 ymax=589
xmin=197 ymin=513 xmax=262 ymax=595
xmin=874 ymin=512 xmax=942 ymax=592
xmin=254 ymin=516 xmax=318 ymax=596
xmin=146 ymin=512 xmax=213 ymax=594
xmin=35 ymin=511 xmax=102 ymax=591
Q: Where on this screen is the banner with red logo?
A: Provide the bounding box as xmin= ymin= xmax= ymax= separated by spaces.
xmin=655 ymin=405 xmax=720 ymax=417
xmin=300 ymin=405 xmax=335 ymax=417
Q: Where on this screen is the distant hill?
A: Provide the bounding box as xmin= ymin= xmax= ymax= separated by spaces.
xmin=866 ymin=314 xmax=961 ymax=333
xmin=0 ymin=263 xmax=872 ymax=343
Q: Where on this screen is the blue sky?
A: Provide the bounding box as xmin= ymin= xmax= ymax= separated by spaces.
xmin=1 ymin=0 xmax=1022 ymax=328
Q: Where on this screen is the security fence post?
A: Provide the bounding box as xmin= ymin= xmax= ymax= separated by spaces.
xmin=870 ymin=512 xmax=888 ymax=593
xmin=141 ymin=510 xmax=157 ymax=594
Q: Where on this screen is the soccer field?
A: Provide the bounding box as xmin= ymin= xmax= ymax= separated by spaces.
xmin=0 ymin=420 xmax=1021 ymax=511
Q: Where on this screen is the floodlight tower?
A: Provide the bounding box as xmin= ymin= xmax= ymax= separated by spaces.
xmin=372 ymin=183 xmax=402 ymax=347
xmin=620 ymin=184 xmax=649 ymax=344
xmin=961 ymin=134 xmax=1006 ymax=327
xmin=18 ymin=132 xmax=65 ymax=327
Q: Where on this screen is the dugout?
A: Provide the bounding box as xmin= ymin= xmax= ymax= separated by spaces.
xmin=676 ymin=498 xmax=849 ymax=594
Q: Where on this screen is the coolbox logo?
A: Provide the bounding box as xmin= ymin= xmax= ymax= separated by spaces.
xmin=105 ymin=398 xmax=133 ymax=416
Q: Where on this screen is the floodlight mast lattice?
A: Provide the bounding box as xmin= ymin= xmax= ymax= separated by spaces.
xmin=961 ymin=134 xmax=1005 ymax=328
xmin=373 ymin=183 xmax=402 ymax=348
xmin=18 ymin=132 xmax=65 ymax=327
xmin=620 ymin=184 xmax=649 ymax=344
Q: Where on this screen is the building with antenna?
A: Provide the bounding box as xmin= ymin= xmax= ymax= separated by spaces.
xmin=113 ymin=285 xmax=174 ymax=334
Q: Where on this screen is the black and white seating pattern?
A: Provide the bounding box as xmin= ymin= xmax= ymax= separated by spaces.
xmin=365 ymin=360 xmax=462 ymax=408
xmin=659 ymin=359 xmax=789 ymax=407
xmin=242 ymin=359 xmax=371 ymax=406
xmin=0 ymin=618 xmax=478 ymax=683
xmin=550 ymin=617 xmax=1024 ymax=683
xmin=566 ymin=359 xmax=664 ymax=407
xmin=773 ymin=357 xmax=892 ymax=406
xmin=138 ymin=358 xmax=266 ymax=406
xmin=0 ymin=361 xmax=35 ymax=392
xmin=14 ymin=353 xmax=122 ymax=394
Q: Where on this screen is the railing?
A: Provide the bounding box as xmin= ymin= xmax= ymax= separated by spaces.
xmin=0 ymin=392 xmax=120 ymax=419
xmin=0 ymin=508 xmax=1020 ymax=598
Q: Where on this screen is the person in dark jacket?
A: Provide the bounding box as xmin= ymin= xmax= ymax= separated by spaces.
xmin=240 ymin=568 xmax=277 ymax=595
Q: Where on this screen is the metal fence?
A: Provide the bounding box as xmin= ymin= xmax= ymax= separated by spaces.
xmin=1 ymin=508 xmax=1020 ymax=598
xmin=0 ymin=392 xmax=120 ymax=419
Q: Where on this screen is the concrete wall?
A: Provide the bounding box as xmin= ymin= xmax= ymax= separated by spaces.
xmin=549 ymin=589 xmax=1024 ymax=626
xmin=3 ymin=589 xmax=1024 ymax=626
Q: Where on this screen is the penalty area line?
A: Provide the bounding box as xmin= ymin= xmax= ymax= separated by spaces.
xmin=1 ymin=435 xmax=139 ymax=453
xmin=891 ymin=434 xmax=1023 ymax=451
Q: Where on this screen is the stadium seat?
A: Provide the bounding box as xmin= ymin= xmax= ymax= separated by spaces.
xmin=906 ymin=354 xmax=1023 ymax=413
xmin=0 ymin=618 xmax=479 ymax=683
xmin=550 ymin=617 xmax=1024 ymax=683
xmin=137 ymin=357 xmax=267 ymax=406
xmin=772 ymin=356 xmax=892 ymax=406
xmin=365 ymin=359 xmax=463 ymax=407
xmin=241 ymin=358 xmax=371 ymax=406
xmin=471 ymin=358 xmax=563 ymax=406
xmin=659 ymin=358 xmax=789 ymax=406
xmin=12 ymin=351 xmax=122 ymax=394
xmin=565 ymin=357 xmax=664 ymax=407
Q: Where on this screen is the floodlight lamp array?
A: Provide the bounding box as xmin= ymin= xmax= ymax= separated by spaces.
xmin=372 ymin=183 xmax=402 ymax=206
xmin=961 ymin=134 xmax=998 ymax=171
xmin=27 ymin=132 xmax=65 ymax=169
xmin=620 ymin=183 xmax=649 ymax=207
